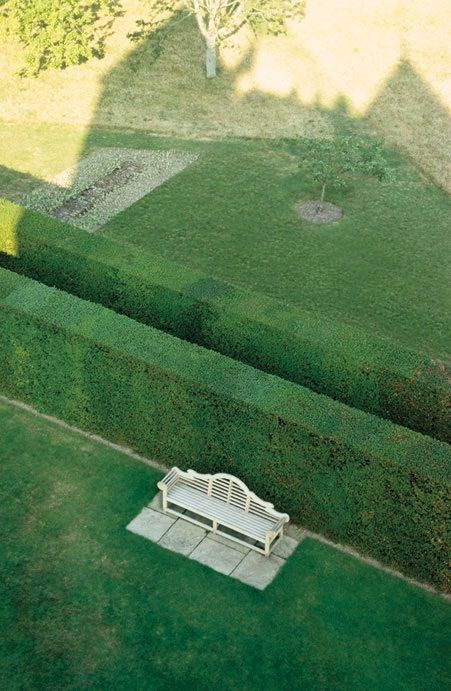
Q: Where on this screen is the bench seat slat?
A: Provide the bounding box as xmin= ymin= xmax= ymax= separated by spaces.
xmin=174 ymin=483 xmax=276 ymax=527
xmin=168 ymin=484 xmax=276 ymax=539
xmin=170 ymin=485 xmax=275 ymax=532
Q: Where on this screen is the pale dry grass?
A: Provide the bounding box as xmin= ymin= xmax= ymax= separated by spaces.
xmin=0 ymin=0 xmax=449 ymax=188
xmin=235 ymin=0 xmax=451 ymax=189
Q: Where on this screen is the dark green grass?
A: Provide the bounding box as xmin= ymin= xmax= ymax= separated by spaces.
xmin=1 ymin=400 xmax=449 ymax=691
xmin=1 ymin=122 xmax=449 ymax=357
xmin=95 ymin=131 xmax=450 ymax=359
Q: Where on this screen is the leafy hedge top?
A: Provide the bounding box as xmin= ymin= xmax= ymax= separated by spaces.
xmin=0 ymin=198 xmax=441 ymax=371
xmin=1 ymin=271 xmax=449 ymax=482
xmin=1 ymin=199 xmax=449 ymax=443
xmin=0 ymin=267 xmax=449 ymax=589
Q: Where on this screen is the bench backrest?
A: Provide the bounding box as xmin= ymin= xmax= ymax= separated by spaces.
xmin=176 ymin=468 xmax=289 ymax=522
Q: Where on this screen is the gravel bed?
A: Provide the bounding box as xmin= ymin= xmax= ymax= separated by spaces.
xmin=297 ymin=200 xmax=343 ymax=224
xmin=23 ymin=148 xmax=199 ymax=232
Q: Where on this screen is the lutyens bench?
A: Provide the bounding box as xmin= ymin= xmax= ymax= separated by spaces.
xmin=157 ymin=467 xmax=289 ymax=556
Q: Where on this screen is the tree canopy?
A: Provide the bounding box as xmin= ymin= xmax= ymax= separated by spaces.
xmin=297 ymin=137 xmax=393 ymax=204
xmin=0 ymin=0 xmax=122 ymax=76
xmin=1 ymin=0 xmax=304 ymax=78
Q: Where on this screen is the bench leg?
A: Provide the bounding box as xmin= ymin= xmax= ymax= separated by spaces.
xmin=161 ymin=490 xmax=167 ymax=512
xmin=212 ymin=519 xmax=218 ymax=533
xmin=264 ymin=537 xmax=270 ymax=557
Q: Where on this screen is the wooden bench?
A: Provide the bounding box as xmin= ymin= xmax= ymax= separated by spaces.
xmin=157 ymin=467 xmax=289 ymax=556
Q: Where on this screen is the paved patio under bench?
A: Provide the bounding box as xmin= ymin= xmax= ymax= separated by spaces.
xmin=127 ymin=493 xmax=302 ymax=589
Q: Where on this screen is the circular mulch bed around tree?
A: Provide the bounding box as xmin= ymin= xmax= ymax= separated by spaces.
xmin=297 ymin=200 xmax=343 ymax=224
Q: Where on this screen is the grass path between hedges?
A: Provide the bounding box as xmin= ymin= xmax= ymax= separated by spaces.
xmin=1 ymin=123 xmax=450 ymax=358
xmin=98 ymin=131 xmax=450 ymax=359
xmin=1 ymin=399 xmax=450 ymax=690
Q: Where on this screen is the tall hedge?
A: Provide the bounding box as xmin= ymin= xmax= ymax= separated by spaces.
xmin=1 ymin=199 xmax=449 ymax=442
xmin=0 ymin=268 xmax=449 ymax=590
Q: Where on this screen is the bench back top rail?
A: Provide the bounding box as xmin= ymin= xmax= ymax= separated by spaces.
xmin=158 ymin=467 xmax=289 ymax=524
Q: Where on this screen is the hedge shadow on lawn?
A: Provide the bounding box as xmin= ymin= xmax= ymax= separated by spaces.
xmin=1 ymin=32 xmax=449 ymax=445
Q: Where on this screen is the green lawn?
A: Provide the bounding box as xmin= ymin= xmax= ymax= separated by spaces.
xmin=94 ymin=128 xmax=450 ymax=359
xmin=1 ymin=122 xmax=450 ymax=359
xmin=1 ymin=6 xmax=449 ymax=686
xmin=1 ymin=399 xmax=449 ymax=690
xmin=1 ymin=2 xmax=449 ymax=192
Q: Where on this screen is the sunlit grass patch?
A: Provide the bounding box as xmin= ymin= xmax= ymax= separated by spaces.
xmin=0 ymin=121 xmax=89 ymax=202
xmin=0 ymin=0 xmax=448 ymax=191
xmin=0 ymin=199 xmax=22 ymax=256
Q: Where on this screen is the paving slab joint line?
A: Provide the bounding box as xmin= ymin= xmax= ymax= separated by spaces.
xmin=159 ymin=516 xmax=180 ymax=543
xmin=1 ymin=394 xmax=448 ymax=600
xmin=186 ymin=529 xmax=208 ymax=559
xmin=228 ymin=549 xmax=250 ymax=575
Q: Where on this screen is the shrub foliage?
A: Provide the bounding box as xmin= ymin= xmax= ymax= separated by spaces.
xmin=0 ymin=267 xmax=449 ymax=590
xmin=1 ymin=199 xmax=449 ymax=442
xmin=295 ymin=136 xmax=393 ymax=203
xmin=0 ymin=0 xmax=121 ymax=76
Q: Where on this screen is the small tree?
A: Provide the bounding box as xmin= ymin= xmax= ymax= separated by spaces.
xmin=129 ymin=0 xmax=305 ymax=79
xmin=0 ymin=0 xmax=122 ymax=76
xmin=297 ymin=136 xmax=393 ymax=207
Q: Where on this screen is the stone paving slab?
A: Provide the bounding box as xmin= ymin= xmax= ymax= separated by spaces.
xmin=272 ymin=535 xmax=299 ymax=559
xmin=207 ymin=532 xmax=251 ymax=555
xmin=231 ymin=551 xmax=285 ymax=590
xmin=286 ymin=524 xmax=308 ymax=541
xmin=127 ymin=492 xmax=299 ymax=589
xmin=126 ymin=507 xmax=175 ymax=542
xmin=189 ymin=537 xmax=245 ymax=576
xmin=148 ymin=493 xmax=164 ymax=512
xmin=159 ymin=519 xmax=206 ymax=556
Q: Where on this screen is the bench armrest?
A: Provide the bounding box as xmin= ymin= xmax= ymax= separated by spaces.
xmin=157 ymin=467 xmax=182 ymax=511
xmin=273 ymin=514 xmax=290 ymax=532
xmin=157 ymin=467 xmax=180 ymax=492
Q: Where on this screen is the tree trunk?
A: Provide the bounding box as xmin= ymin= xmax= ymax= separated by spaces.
xmin=205 ymin=34 xmax=217 ymax=79
xmin=320 ymin=183 xmax=326 ymax=203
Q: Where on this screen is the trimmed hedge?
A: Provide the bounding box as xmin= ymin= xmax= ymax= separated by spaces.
xmin=0 ymin=267 xmax=449 ymax=590
xmin=1 ymin=199 xmax=449 ymax=442
xmin=0 ymin=201 xmax=451 ymax=441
